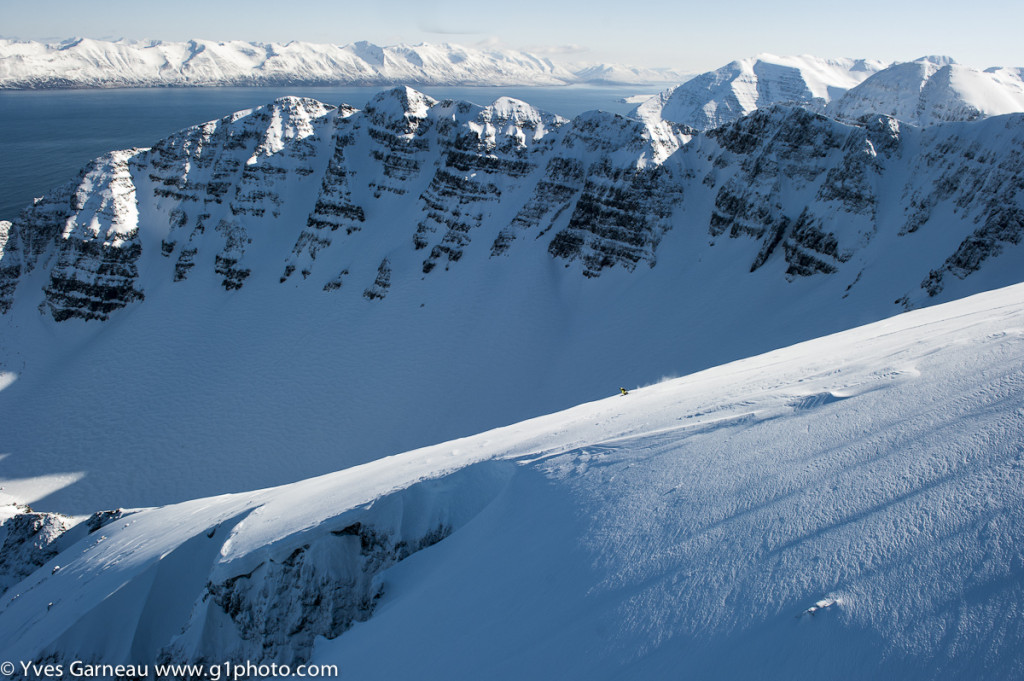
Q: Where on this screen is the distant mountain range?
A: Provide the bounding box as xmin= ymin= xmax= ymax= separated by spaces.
xmin=632 ymin=54 xmax=889 ymax=130
xmin=634 ymin=53 xmax=1024 ymax=129
xmin=0 ymin=37 xmax=692 ymax=88
xmin=827 ymin=55 xmax=1024 ymax=126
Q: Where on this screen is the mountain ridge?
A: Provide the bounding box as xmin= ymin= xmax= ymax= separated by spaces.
xmin=828 ymin=56 xmax=1024 ymax=126
xmin=4 ymin=88 xmax=1023 ymax=321
xmin=631 ymin=54 xmax=891 ymax=131
xmin=636 ymin=53 xmax=1024 ymax=131
xmin=0 ymin=37 xmax=689 ymax=88
xmin=2 ymin=87 xmax=1024 ymax=512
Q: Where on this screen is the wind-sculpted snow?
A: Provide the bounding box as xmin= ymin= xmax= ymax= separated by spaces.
xmin=2 ymin=284 xmax=1024 ymax=678
xmin=0 ymin=461 xmax=516 ymax=673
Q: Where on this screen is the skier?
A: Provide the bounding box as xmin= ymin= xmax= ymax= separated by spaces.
xmin=620 ymin=387 xmax=629 ymax=396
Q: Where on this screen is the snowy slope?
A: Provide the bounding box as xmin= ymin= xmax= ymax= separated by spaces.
xmin=632 ymin=54 xmax=888 ymax=131
xmin=0 ymin=38 xmax=686 ymax=89
xmin=3 ymin=89 xmax=1024 ymax=513
xmin=829 ymin=56 xmax=1024 ymax=126
xmin=2 ymin=282 xmax=1023 ymax=679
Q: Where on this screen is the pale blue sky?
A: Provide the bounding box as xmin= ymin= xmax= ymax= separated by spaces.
xmin=1 ymin=0 xmax=1020 ymax=72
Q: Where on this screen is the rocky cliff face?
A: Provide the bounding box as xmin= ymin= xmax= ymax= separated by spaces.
xmin=0 ymin=463 xmax=514 ymax=673
xmin=0 ymin=150 xmax=146 ymax=320
xmin=699 ymin=107 xmax=887 ymax=277
xmin=2 ymin=87 xmax=1024 ymax=322
xmin=0 ymin=506 xmax=72 ymax=594
xmin=906 ymin=115 xmax=1024 ymax=299
xmin=144 ymin=96 xmax=337 ymax=290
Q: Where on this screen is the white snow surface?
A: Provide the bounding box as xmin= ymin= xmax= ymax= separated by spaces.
xmin=633 ymin=54 xmax=889 ymax=130
xmin=1 ymin=282 xmax=1023 ymax=678
xmin=830 ymin=56 xmax=1024 ymax=126
xmin=0 ymin=38 xmax=687 ymax=89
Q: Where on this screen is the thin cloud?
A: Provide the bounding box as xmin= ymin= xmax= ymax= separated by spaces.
xmin=415 ymin=18 xmax=485 ymax=35
xmin=475 ymin=36 xmax=504 ymax=49
xmin=524 ymin=44 xmax=589 ymax=56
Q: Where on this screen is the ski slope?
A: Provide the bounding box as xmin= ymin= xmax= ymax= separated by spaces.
xmin=2 ymin=281 xmax=1023 ymax=679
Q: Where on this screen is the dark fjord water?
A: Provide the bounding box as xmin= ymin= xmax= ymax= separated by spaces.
xmin=0 ymin=85 xmax=662 ymax=221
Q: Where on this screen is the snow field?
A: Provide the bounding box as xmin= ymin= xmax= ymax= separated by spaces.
xmin=1 ymin=282 xmax=1023 ymax=678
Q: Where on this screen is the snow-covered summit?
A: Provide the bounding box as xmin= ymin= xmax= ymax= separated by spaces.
xmin=829 ymin=57 xmax=1024 ymax=126
xmin=472 ymin=97 xmax=566 ymax=147
xmin=363 ymin=85 xmax=437 ymax=130
xmin=915 ymin=54 xmax=958 ymax=67
xmin=632 ymin=54 xmax=889 ymax=131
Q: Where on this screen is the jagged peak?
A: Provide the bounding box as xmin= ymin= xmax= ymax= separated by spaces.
xmin=719 ymin=102 xmax=833 ymax=126
xmin=565 ymin=110 xmax=659 ymax=159
xmin=706 ymin=103 xmax=853 ymax=154
xmin=265 ymin=95 xmax=336 ymax=113
xmin=63 ymin=148 xmax=142 ymax=243
xmin=488 ymin=96 xmax=542 ymax=120
xmin=570 ymin=109 xmax=640 ymax=130
xmin=459 ymin=97 xmax=565 ymax=148
xmin=483 ymin=97 xmax=566 ymax=128
xmin=571 ymin=107 xmax=693 ymax=149
xmin=563 ymin=109 xmax=680 ymax=165
xmin=365 ymin=86 xmax=438 ymax=121
xmin=247 ymin=97 xmax=336 ymax=158
xmin=914 ymin=55 xmax=958 ymax=67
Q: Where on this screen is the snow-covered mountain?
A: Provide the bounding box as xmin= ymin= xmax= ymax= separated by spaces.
xmin=828 ymin=56 xmax=1024 ymax=127
xmin=0 ymin=38 xmax=686 ymax=88
xmin=2 ymin=87 xmax=1024 ymax=514
xmin=3 ymin=282 xmax=1023 ymax=679
xmin=632 ymin=54 xmax=889 ymax=131
xmin=635 ymin=54 xmax=1024 ymax=131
